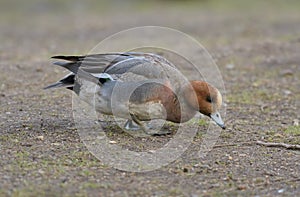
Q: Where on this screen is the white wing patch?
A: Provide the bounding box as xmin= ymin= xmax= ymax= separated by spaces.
xmin=91 ymin=73 xmax=114 ymax=81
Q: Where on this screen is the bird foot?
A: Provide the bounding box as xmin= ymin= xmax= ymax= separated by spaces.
xmin=145 ymin=129 xmax=171 ymax=136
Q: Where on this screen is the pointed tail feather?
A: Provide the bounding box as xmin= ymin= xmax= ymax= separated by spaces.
xmin=46 ymin=53 xmax=130 ymax=90
xmin=53 ymin=61 xmax=81 ymax=74
xmin=44 ymin=82 xmax=72 ymax=90
xmin=44 ymin=74 xmax=75 ymax=90
xmin=51 ymin=55 xmax=85 ymax=62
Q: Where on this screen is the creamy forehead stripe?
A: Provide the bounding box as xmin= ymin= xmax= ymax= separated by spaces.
xmin=216 ymin=90 xmax=222 ymax=108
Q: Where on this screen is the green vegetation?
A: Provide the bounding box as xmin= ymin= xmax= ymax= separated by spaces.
xmin=227 ymin=89 xmax=277 ymax=105
xmin=284 ymin=125 xmax=300 ymax=136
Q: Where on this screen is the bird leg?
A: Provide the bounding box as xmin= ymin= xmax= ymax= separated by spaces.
xmin=124 ymin=119 xmax=140 ymax=130
xmin=129 ymin=114 xmax=171 ymax=136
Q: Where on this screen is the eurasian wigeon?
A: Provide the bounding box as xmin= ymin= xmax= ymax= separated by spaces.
xmin=45 ymin=52 xmax=225 ymax=135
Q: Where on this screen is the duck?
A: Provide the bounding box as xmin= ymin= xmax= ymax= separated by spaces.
xmin=45 ymin=52 xmax=225 ymax=135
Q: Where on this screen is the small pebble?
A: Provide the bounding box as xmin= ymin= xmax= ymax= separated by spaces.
xmin=226 ymin=63 xmax=235 ymax=69
xmin=283 ymin=90 xmax=291 ymax=95
xmin=38 ymin=169 xmax=45 ymax=174
xmin=36 ymin=136 xmax=44 ymax=140
xmin=109 ymin=140 xmax=117 ymax=144
xmin=237 ymin=185 xmax=247 ymax=190
xmin=35 ymin=68 xmax=43 ymax=72
xmin=293 ymin=119 xmax=299 ymax=126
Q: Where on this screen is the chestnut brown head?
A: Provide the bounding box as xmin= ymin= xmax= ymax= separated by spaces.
xmin=184 ymin=81 xmax=225 ymax=129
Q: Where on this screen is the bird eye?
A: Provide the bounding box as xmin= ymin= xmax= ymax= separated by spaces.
xmin=206 ymin=95 xmax=213 ymax=103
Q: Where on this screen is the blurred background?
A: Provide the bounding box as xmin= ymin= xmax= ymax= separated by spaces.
xmin=1 ymin=0 xmax=300 ymax=56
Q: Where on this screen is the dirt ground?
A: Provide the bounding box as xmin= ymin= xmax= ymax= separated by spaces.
xmin=0 ymin=0 xmax=299 ymax=196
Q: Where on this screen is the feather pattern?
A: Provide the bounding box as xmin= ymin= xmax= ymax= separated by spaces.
xmin=46 ymin=52 xmax=179 ymax=90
